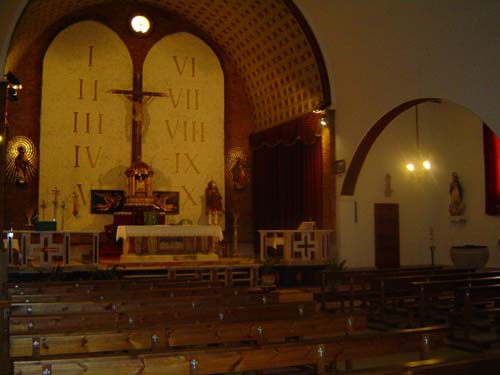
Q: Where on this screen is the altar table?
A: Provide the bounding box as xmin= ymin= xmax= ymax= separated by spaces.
xmin=116 ymin=225 xmax=224 ymax=256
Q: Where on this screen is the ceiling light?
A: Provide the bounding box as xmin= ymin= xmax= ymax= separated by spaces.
xmin=130 ymin=15 xmax=151 ymax=34
xmin=406 ymin=105 xmax=432 ymax=173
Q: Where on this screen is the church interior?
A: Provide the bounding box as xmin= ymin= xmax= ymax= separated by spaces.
xmin=0 ymin=0 xmax=500 ymax=373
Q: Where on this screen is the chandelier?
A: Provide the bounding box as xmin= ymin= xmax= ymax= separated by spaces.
xmin=406 ymin=104 xmax=431 ymax=172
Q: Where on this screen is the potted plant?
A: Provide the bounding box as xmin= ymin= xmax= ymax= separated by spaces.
xmin=259 ymin=256 xmax=278 ymax=285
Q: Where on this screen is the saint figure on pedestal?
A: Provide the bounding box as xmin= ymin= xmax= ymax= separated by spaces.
xmin=205 ymin=180 xmax=223 ymax=225
xmin=449 ymin=172 xmax=465 ymax=216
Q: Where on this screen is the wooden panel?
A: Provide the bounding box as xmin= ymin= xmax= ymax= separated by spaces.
xmin=374 ymin=203 xmax=400 ymax=268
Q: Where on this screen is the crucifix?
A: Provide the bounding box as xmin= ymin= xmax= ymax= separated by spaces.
xmin=110 ymin=73 xmax=166 ymax=163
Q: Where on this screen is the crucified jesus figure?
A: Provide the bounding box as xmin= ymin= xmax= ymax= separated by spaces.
xmin=110 ymin=73 xmax=166 ymax=163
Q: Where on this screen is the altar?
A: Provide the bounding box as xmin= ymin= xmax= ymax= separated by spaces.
xmin=116 ymin=225 xmax=224 ymax=263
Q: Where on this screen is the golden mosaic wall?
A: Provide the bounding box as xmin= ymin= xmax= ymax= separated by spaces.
xmin=7 ymin=0 xmax=326 ymax=130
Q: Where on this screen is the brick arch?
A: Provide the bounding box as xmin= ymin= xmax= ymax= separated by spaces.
xmin=6 ymin=0 xmax=330 ymax=130
xmin=341 ymin=98 xmax=441 ymax=196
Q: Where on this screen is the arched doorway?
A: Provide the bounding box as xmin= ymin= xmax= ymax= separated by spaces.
xmin=337 ymin=99 xmax=500 ymax=268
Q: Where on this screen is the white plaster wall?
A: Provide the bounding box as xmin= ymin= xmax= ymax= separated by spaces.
xmin=337 ymin=102 xmax=500 ymax=268
xmin=293 ymin=0 xmax=500 ymax=267
xmin=295 ymin=0 xmax=500 ymax=156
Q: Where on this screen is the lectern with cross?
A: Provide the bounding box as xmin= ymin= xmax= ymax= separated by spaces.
xmin=111 ymin=73 xmax=166 ymax=210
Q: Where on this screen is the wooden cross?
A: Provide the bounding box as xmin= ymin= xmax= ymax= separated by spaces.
xmin=296 ymin=234 xmax=316 ymax=259
xmin=110 ymin=73 xmax=166 ymax=163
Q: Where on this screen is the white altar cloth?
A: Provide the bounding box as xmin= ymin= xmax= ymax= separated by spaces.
xmin=116 ymin=225 xmax=224 ymax=242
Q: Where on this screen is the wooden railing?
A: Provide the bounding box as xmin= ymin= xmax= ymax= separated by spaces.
xmin=3 ymin=230 xmax=99 ymax=268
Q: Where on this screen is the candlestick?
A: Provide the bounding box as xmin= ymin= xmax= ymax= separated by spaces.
xmin=61 ymin=201 xmax=66 ymax=230
xmin=41 ymin=200 xmax=47 ymax=221
xmin=232 ymin=211 xmax=240 ymax=257
xmin=429 ymin=226 xmax=436 ymax=266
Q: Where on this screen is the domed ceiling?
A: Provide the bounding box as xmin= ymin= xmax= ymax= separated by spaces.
xmin=6 ymin=0 xmax=330 ymax=130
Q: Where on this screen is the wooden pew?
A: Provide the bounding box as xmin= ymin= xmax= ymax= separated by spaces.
xmin=10 ymin=313 xmax=366 ymax=357
xmin=414 ymin=275 xmax=500 ymax=326
xmin=338 ymin=351 xmax=500 ymax=374
xmin=450 ymin=283 xmax=500 ymax=343
xmin=10 ymin=292 xmax=285 ymax=315
xmin=7 ymin=278 xmax=224 ymax=297
xmin=9 ymin=284 xmax=286 ymax=304
xmin=0 ymin=299 xmax=11 ymax=374
xmin=320 ymin=267 xmax=478 ymax=313
xmin=13 ymin=326 xmax=447 ymax=375
xmin=10 ymin=300 xmax=317 ymax=335
xmin=367 ymin=272 xmax=500 ymax=327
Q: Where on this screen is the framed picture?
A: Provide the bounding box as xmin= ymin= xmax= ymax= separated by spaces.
xmin=153 ymin=191 xmax=180 ymax=214
xmin=90 ymin=190 xmax=125 ymax=214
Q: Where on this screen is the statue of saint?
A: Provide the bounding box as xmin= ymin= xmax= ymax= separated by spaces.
xmin=232 ymin=158 xmax=248 ymax=191
xmin=14 ymin=146 xmax=31 ymax=185
xmin=449 ymin=172 xmax=465 ymax=216
xmin=205 ymin=180 xmax=223 ymax=225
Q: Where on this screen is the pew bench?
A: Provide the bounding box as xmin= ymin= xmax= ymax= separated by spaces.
xmin=10 ymin=313 xmax=367 ymax=358
xmin=12 ymin=326 xmax=448 ymax=375
xmin=450 ymin=284 xmax=500 ymax=344
xmin=414 ymin=275 xmax=500 ymax=326
xmin=337 ymin=350 xmax=500 ymax=374
xmin=10 ymin=293 xmax=283 ymax=315
xmin=320 ymin=267 xmax=482 ymax=315
xmin=10 ymin=283 xmax=303 ymax=305
xmin=10 ymin=301 xmax=318 ymax=335
xmin=365 ymin=272 xmax=500 ymax=328
xmin=7 ymin=278 xmax=225 ymax=297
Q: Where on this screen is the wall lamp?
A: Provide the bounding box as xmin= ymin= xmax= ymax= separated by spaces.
xmin=320 ymin=114 xmax=329 ymax=126
xmin=5 ymin=71 xmax=22 ymax=101
xmin=313 ymin=102 xmax=327 ymax=114
xmin=313 ymin=102 xmax=330 ymax=127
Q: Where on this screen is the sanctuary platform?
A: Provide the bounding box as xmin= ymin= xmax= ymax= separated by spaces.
xmin=3 ymin=225 xmax=333 ymax=289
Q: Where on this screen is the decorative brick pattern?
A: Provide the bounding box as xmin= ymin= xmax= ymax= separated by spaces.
xmin=7 ymin=0 xmax=325 ymax=130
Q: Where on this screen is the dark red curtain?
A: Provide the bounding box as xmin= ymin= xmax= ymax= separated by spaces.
xmin=483 ymin=124 xmax=500 ymax=214
xmin=251 ymin=113 xmax=323 ymax=237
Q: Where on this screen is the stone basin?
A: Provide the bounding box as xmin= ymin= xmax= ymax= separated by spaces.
xmin=450 ymin=245 xmax=489 ymax=269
